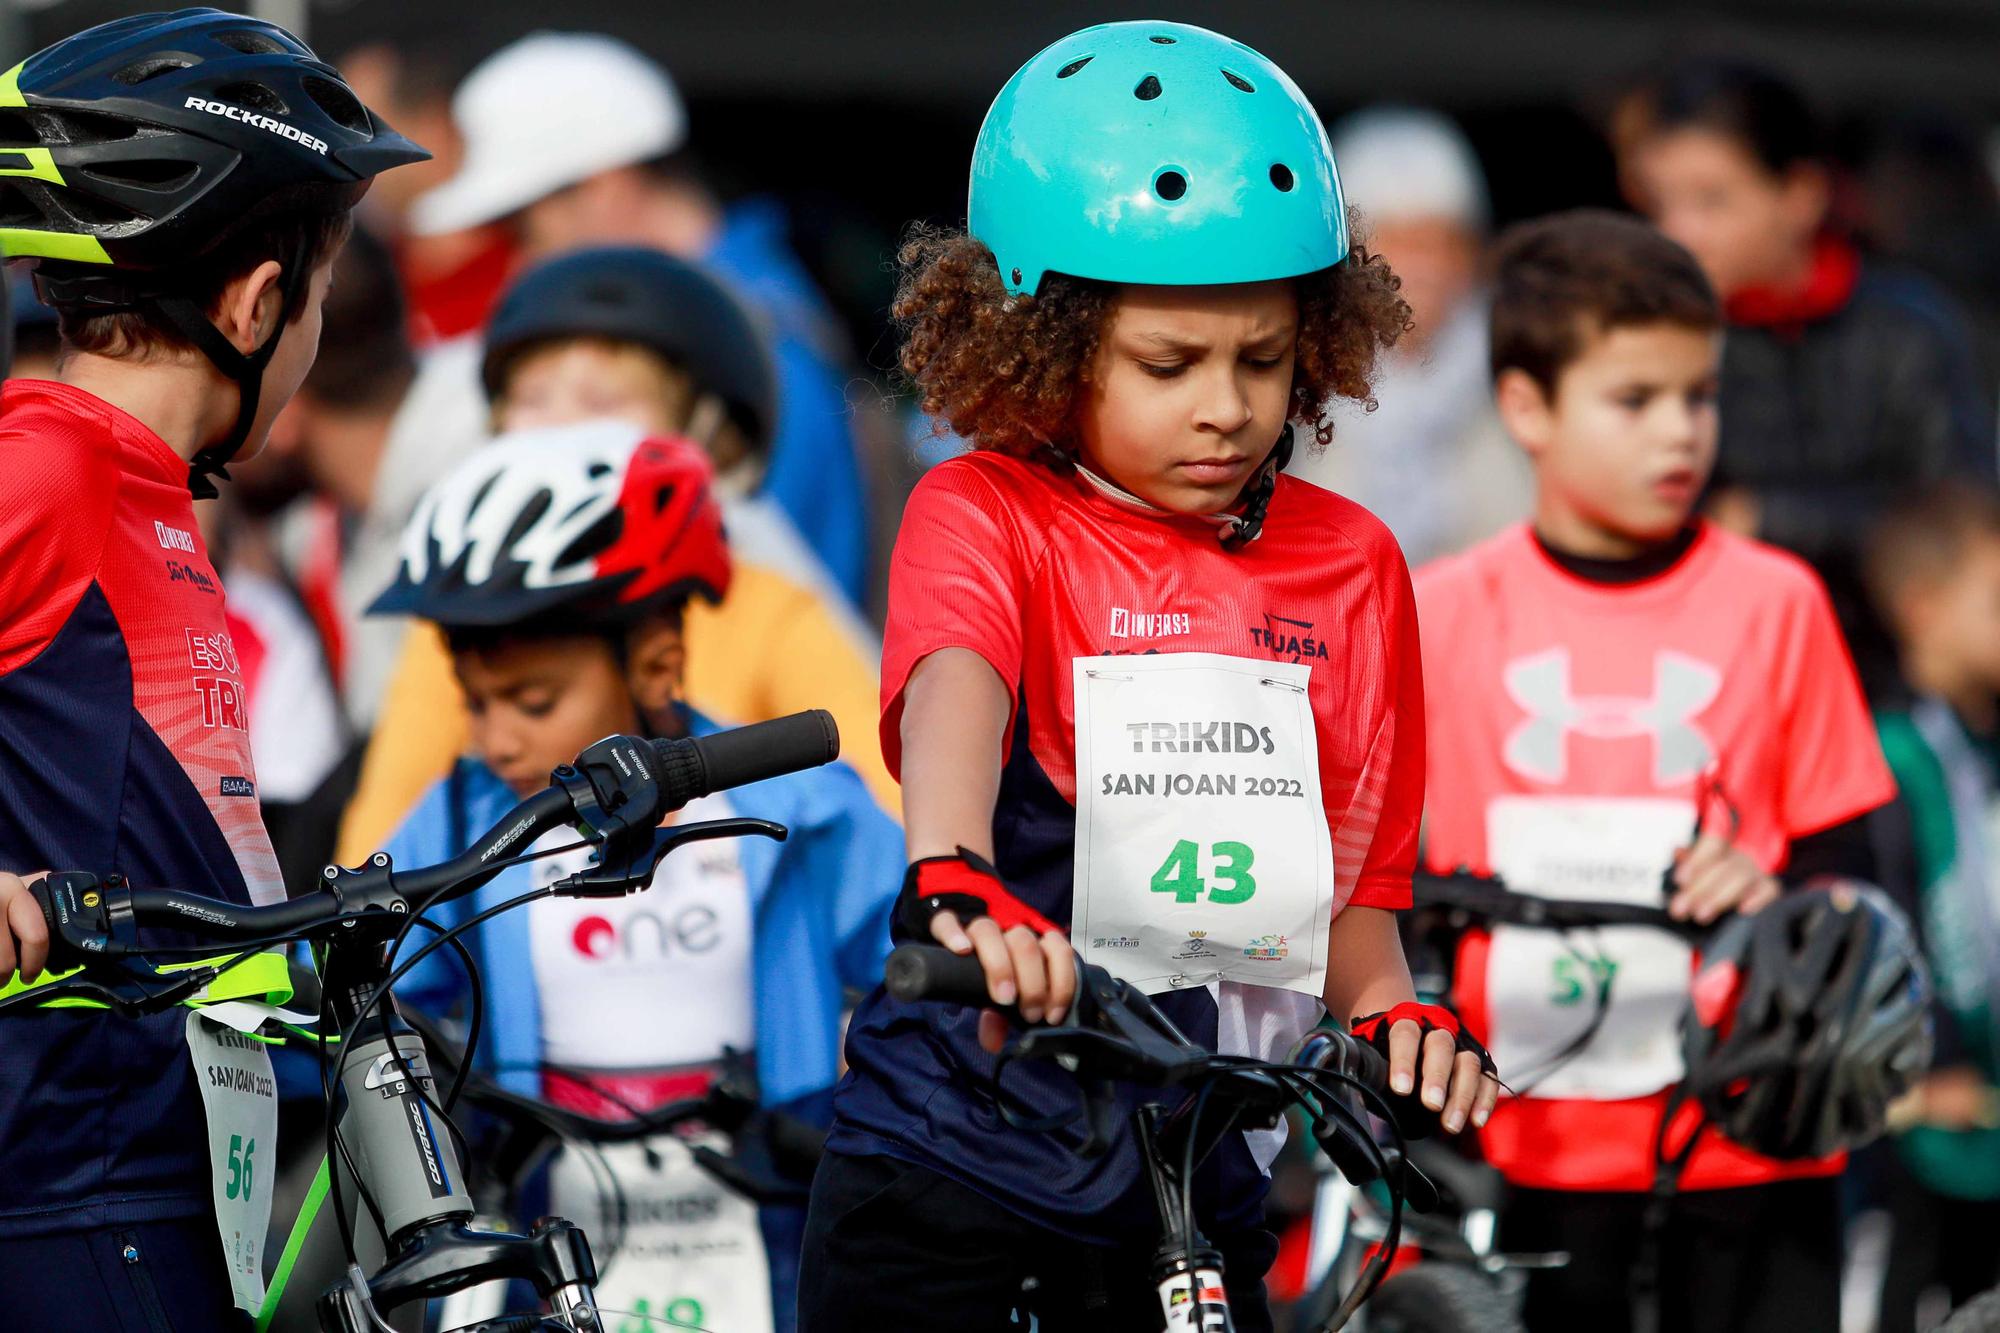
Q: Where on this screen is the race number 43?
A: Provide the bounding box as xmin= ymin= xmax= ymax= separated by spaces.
xmin=1149 ymin=840 xmax=1257 ymax=904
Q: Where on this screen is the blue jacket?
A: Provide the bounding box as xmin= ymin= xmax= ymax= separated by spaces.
xmin=707 ymin=199 xmax=871 ymax=606
xmin=383 ymin=720 xmax=902 ymax=1329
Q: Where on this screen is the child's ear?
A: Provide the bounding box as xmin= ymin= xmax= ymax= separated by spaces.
xmin=1494 ymin=368 xmax=1556 ymax=460
xmin=623 ymin=614 xmax=687 ymax=716
xmin=218 ymin=259 xmax=287 ymax=354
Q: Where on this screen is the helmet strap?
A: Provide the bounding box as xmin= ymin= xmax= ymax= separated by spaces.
xmin=1218 ymin=423 xmax=1295 ymax=549
xmin=1631 ymin=1085 xmax=1707 ymax=1333
xmin=149 ymin=234 xmax=310 ymax=500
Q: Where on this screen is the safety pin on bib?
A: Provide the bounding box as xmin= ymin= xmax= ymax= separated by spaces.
xmin=1085 ymin=669 xmax=1134 ymax=682
xmin=1259 ymin=677 xmax=1306 ymax=693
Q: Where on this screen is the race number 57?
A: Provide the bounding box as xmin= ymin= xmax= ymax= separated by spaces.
xmin=1149 ymin=840 xmax=1257 ymax=905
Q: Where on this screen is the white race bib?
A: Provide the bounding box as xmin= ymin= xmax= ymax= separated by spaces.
xmin=1074 ymin=653 xmax=1335 ymax=999
xmin=1483 ymin=796 xmax=1694 ymax=1100
xmin=548 ymin=1132 xmax=773 ymax=1333
xmin=185 ymin=1012 xmax=277 ymax=1312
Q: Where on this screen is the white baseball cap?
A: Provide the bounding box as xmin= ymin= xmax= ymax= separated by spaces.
xmin=410 ymin=32 xmax=687 ymax=237
xmin=1329 ymin=106 xmax=1489 ymax=232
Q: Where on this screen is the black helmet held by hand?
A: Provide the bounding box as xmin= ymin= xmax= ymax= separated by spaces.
xmin=480 ymin=246 xmax=778 ymax=458
xmin=1 ymin=7 xmax=428 ymax=491
xmin=1682 ymin=879 xmax=1932 ymax=1161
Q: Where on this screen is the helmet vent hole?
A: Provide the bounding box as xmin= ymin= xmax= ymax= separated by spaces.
xmin=82 ymin=158 xmax=198 ymax=191
xmin=1149 ymin=34 xmax=1177 ymax=44
xmin=114 ymin=57 xmax=192 ymax=86
xmin=1134 ymin=75 xmax=1162 ymax=101
xmin=0 ymin=110 xmax=36 ymax=145
xmin=302 ymin=76 xmax=370 ymax=133
xmin=1056 ymin=56 xmax=1093 ymax=79
xmin=1153 ymin=169 xmax=1188 ymax=202
xmin=1269 ymin=163 xmax=1295 ymax=192
xmin=1222 ymin=69 xmax=1256 ymax=94
xmin=216 ymin=81 xmax=288 ymax=116
xmin=212 ymin=30 xmax=290 ymax=56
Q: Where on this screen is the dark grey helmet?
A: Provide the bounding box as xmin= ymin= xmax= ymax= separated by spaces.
xmin=1682 ymin=879 xmax=1932 ymax=1160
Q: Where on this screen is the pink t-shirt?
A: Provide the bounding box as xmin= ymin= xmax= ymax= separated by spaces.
xmin=1416 ymin=522 xmax=1895 ymax=1191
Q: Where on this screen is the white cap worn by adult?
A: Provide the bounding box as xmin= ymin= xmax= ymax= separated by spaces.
xmin=1328 ymin=105 xmax=1489 ymax=232
xmin=410 ymin=32 xmax=686 ymax=237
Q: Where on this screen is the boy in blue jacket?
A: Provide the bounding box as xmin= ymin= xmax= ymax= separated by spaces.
xmin=372 ymin=419 xmax=901 ymax=1333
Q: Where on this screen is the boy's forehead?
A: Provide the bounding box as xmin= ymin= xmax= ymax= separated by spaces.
xmin=1561 ymin=318 xmax=1721 ymax=383
xmin=451 ymin=633 xmax=614 ymax=682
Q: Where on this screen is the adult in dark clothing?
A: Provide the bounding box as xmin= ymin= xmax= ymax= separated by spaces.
xmin=1620 ymin=57 xmax=1996 ymax=693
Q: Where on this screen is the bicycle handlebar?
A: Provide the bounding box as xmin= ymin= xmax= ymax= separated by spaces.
xmin=882 ymin=942 xmax=1393 ymax=1098
xmin=26 ymin=710 xmax=841 ymax=980
xmin=1413 ymin=868 xmax=1704 ymax=937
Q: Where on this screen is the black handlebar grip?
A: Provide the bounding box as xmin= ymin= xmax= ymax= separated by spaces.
xmin=884 ymin=944 xmax=996 ymax=1008
xmin=764 ymin=1111 xmax=829 ymax=1176
xmin=652 ymin=710 xmax=840 ymax=808
xmin=1345 ymin=1033 xmax=1392 ymax=1096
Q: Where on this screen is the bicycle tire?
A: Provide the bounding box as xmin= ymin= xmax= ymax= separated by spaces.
xmin=1940 ymin=1287 xmax=2000 ymax=1333
xmin=1364 ymin=1263 xmax=1523 ymax=1333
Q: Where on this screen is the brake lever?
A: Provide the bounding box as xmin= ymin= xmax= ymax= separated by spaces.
xmin=0 ymin=955 xmax=210 ymax=1018
xmin=551 ymin=817 xmax=787 ymax=898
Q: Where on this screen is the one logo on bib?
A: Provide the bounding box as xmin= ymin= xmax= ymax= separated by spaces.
xmin=1243 ymin=934 xmax=1289 ymax=961
xmin=1502 ymin=648 xmax=1720 ymax=785
xmin=1172 ymin=930 xmax=1213 ymax=961
xmin=570 ymin=907 xmax=723 ymax=960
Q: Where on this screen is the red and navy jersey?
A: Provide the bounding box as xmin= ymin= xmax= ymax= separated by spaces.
xmin=830 ymin=451 xmax=1423 ymax=1242
xmin=0 ymin=380 xmax=282 ymax=1236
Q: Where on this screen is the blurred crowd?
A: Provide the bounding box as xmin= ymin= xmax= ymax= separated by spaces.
xmin=10 ymin=21 xmax=2000 ymax=1332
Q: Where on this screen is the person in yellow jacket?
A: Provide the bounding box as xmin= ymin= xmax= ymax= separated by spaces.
xmin=337 ymin=247 xmax=892 ymax=860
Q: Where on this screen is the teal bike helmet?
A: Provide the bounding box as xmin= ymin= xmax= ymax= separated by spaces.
xmin=969 ymin=21 xmax=1348 ymax=296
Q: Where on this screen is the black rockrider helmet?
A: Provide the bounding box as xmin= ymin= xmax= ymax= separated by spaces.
xmin=480 ymin=246 xmax=778 ymax=456
xmin=1681 ymin=878 xmax=1932 ymax=1162
xmin=1 ymin=7 xmax=428 ymax=495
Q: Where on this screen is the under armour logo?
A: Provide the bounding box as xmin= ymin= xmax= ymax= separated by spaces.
xmin=1503 ymin=648 xmax=1720 ymax=785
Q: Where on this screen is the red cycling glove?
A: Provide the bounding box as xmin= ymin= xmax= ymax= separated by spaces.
xmin=896 ymin=848 xmax=1063 ymax=941
xmin=1349 ymin=1001 xmax=1499 ymax=1139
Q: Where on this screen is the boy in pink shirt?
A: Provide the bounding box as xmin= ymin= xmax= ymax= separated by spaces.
xmin=1416 ymin=210 xmax=1895 ymax=1329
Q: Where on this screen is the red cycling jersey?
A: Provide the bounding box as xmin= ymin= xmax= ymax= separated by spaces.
xmin=1416 ymin=522 xmax=1895 ymax=1192
xmin=834 ymin=452 xmax=1424 ymax=1241
xmin=0 ymin=378 xmax=280 ymax=1235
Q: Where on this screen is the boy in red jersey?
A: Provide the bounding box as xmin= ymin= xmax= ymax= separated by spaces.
xmin=1416 ymin=210 xmax=1896 ymax=1330
xmin=0 ymin=11 xmax=422 ymax=1327
xmin=802 ymin=21 xmax=1497 ymax=1333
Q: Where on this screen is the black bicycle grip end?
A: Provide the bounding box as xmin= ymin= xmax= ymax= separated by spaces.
xmin=764 ymin=1110 xmax=829 ymax=1177
xmin=884 ymin=943 xmax=997 ymax=1008
xmin=651 ymin=710 xmax=840 ymax=808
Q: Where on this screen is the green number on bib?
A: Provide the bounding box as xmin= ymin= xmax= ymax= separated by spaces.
xmin=1207 ymin=841 xmax=1257 ymax=904
xmin=1550 ymin=955 xmax=1618 ymax=1007
xmin=1149 ymin=841 xmax=1256 ymax=905
xmin=241 ymin=1138 xmax=254 ymax=1200
xmin=1150 ymin=839 xmax=1205 ymax=903
xmin=225 ymin=1133 xmax=244 ymax=1200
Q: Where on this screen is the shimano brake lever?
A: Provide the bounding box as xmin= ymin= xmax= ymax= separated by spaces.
xmin=551 ymin=817 xmax=787 ymax=898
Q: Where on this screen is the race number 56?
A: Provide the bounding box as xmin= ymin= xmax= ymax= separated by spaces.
xmin=225 ymin=1133 xmax=256 ymax=1201
xmin=1149 ymin=840 xmax=1257 ymax=905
